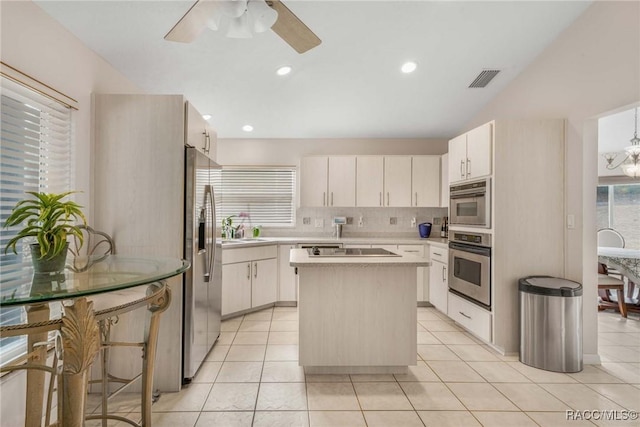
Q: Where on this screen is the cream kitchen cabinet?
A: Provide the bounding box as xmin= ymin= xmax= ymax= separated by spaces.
xmin=428 ymin=246 xmax=448 ymax=314
xmin=222 ymin=245 xmax=278 ymax=316
xmin=300 ymin=156 xmax=355 ymax=207
xmin=356 ymin=156 xmax=384 ymax=207
xmin=440 ymin=153 xmax=449 ymax=208
xmin=384 ymin=156 xmax=412 ymax=207
xmin=397 ymin=245 xmax=428 ymax=303
xmin=328 ymin=156 xmax=356 ymax=207
xmin=186 ymin=101 xmax=216 ymax=162
xmin=411 ymin=156 xmax=440 ymax=207
xmin=448 ymin=122 xmax=492 ymax=184
xmin=278 ymin=244 xmax=297 ymax=303
xmin=300 ymin=156 xmax=328 ymax=207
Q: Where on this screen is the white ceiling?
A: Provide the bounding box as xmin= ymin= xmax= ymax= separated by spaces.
xmin=34 ymin=1 xmax=591 ymax=139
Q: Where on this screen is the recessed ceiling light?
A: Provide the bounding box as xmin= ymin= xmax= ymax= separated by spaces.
xmin=202 ymin=114 xmax=212 ymax=120
xmin=401 ymin=61 xmax=418 ymax=74
xmin=276 ymin=66 xmax=292 ymax=76
xmin=242 ymin=124 xmax=254 ymax=132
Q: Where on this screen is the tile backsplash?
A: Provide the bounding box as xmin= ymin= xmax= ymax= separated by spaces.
xmin=261 ymin=207 xmax=448 ymax=238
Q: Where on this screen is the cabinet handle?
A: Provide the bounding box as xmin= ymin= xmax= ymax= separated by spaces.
xmin=202 ymin=131 xmax=210 ymax=153
xmin=247 ymin=263 xmax=251 ymax=279
xmin=459 ymin=311 xmax=472 ymax=320
xmin=379 ymin=192 xmax=382 ymax=206
xmin=254 ymin=262 xmax=258 ymax=278
xmin=466 ymin=158 xmax=471 ymax=177
xmin=323 ymin=192 xmax=326 ymax=206
xmin=331 ymin=192 xmax=334 ymax=206
xmin=442 ymin=265 xmax=446 ymax=281
xmin=415 ymin=192 xmax=418 ymax=206
xmin=433 ymin=252 xmax=442 ymax=257
xmin=387 ymin=192 xmax=390 ymax=206
xmin=460 ymin=160 xmax=464 ymax=179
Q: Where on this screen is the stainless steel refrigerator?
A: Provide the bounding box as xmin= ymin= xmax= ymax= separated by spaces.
xmin=183 ymin=146 xmax=222 ymax=382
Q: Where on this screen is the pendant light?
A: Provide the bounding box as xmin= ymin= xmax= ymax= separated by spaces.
xmin=604 ymin=107 xmax=640 ymax=179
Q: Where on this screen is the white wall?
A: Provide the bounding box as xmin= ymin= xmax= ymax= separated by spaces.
xmin=217 ymin=138 xmax=448 ymax=165
xmin=0 ymin=1 xmax=143 ymax=222
xmin=0 ymin=1 xmax=143 ymax=422
xmin=462 ymin=1 xmax=640 ymax=360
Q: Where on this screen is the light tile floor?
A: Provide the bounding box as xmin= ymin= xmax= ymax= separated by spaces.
xmin=90 ymin=306 xmax=640 ymax=426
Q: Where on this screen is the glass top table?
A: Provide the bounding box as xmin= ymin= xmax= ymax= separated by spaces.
xmin=0 ymin=255 xmax=190 ymax=427
xmin=1 ymin=255 xmax=190 ymax=307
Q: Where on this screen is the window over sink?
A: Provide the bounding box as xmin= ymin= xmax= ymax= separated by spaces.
xmin=211 ymin=166 xmax=296 ymax=228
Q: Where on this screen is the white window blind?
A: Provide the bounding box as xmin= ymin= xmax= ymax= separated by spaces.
xmin=212 ymin=166 xmax=296 ymax=228
xmin=0 ymin=76 xmax=72 ymax=366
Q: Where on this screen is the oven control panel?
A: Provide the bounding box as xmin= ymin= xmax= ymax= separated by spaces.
xmin=450 ymin=232 xmax=491 ymax=247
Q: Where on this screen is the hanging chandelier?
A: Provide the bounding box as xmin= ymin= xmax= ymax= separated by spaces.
xmin=206 ymin=0 xmax=278 ymax=39
xmin=603 ymin=107 xmax=640 ymax=179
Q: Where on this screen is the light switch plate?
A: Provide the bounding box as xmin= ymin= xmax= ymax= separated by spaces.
xmin=389 ymin=217 xmax=397 ymax=225
xmin=303 ymin=217 xmax=311 ymax=225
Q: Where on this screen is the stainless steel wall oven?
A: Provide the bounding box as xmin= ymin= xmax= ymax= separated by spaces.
xmin=449 ymin=178 xmax=490 ymax=228
xmin=448 ymin=231 xmax=491 ymax=310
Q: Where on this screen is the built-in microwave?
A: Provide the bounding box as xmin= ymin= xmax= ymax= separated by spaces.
xmin=449 ymin=178 xmax=490 ymax=228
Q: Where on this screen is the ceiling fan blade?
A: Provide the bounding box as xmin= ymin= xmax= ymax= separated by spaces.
xmin=269 ymin=0 xmax=321 ymax=54
xmin=164 ymin=0 xmax=219 ymax=43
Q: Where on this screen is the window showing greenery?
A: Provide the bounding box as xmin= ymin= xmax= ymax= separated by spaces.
xmin=596 ymin=184 xmax=640 ymax=249
xmin=212 ymin=166 xmax=296 ymax=229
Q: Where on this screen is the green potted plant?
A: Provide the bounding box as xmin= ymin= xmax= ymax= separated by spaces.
xmin=3 ymin=191 xmax=87 ymax=272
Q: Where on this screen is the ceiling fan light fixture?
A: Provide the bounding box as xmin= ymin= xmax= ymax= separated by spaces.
xmin=227 ymin=13 xmax=253 ymax=38
xmin=242 ymin=124 xmax=254 ymax=132
xmin=219 ymin=0 xmax=248 ymax=18
xmin=276 ymin=65 xmax=292 ymax=76
xmin=247 ymin=0 xmax=278 ymax=33
xmin=202 ymin=114 xmax=212 ymax=120
xmin=603 ymin=107 xmax=640 ymax=179
xmin=401 ymin=61 xmax=418 ymax=74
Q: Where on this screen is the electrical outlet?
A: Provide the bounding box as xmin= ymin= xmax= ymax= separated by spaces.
xmin=358 ymin=216 xmax=364 ymax=228
xmin=389 ymin=217 xmax=397 ymax=225
xmin=314 ymin=218 xmax=324 ymax=228
xmin=346 ymin=217 xmax=353 ymax=225
xmin=303 ymin=217 xmax=311 ymax=225
xmin=411 ymin=217 xmax=416 ymax=228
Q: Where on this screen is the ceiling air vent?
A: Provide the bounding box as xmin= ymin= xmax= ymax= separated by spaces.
xmin=468 ymin=69 xmax=501 ymax=88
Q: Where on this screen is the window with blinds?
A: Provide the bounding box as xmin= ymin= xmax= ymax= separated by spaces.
xmin=0 ymin=76 xmax=73 ymax=366
xmin=212 ymin=166 xmax=296 ymax=228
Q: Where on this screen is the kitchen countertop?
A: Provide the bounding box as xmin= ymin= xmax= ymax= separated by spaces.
xmin=289 ymin=248 xmax=430 ymax=268
xmin=219 ymin=236 xmax=449 ymax=249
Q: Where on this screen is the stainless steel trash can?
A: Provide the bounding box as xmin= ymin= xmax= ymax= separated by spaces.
xmin=519 ymin=276 xmax=583 ymax=373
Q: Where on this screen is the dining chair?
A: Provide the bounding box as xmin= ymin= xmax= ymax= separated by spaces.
xmin=598 ymin=262 xmax=628 ymax=318
xmin=597 ymin=228 xmax=625 ymax=248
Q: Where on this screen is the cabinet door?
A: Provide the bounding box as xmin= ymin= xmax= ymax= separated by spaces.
xmin=448 ymin=134 xmax=467 ymax=184
xmin=252 ymin=258 xmax=278 ymax=307
xmin=356 ymin=157 xmax=384 ymax=207
xmin=300 ymin=157 xmax=328 ymax=207
xmin=384 ymin=156 xmax=412 ymax=207
xmin=185 ymin=101 xmax=212 ymax=159
xmin=328 ymin=156 xmax=356 ymax=207
xmin=278 ymin=245 xmax=297 ymax=302
xmin=411 ymin=156 xmax=440 ymax=207
xmin=440 ymin=153 xmax=449 ymax=208
xmin=428 ymin=261 xmax=448 ymax=314
xmin=465 ymin=122 xmax=492 ymax=180
xmin=222 ymin=262 xmax=252 ymax=316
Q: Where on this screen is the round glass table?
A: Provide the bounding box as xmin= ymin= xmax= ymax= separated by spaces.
xmin=0 ymin=255 xmax=190 ymax=427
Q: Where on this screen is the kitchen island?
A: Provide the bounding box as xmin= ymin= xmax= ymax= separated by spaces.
xmin=290 ymin=248 xmax=429 ymax=374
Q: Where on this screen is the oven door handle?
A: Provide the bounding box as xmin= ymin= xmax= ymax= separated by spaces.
xmin=449 ymin=242 xmax=491 ymax=256
xmin=450 ymin=191 xmax=485 ymax=199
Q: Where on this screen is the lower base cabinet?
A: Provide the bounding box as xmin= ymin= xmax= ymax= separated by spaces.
xmin=222 ymin=245 xmax=278 ymax=316
xmin=428 ymin=246 xmax=448 ymax=314
xmin=448 ymin=292 xmax=492 ymax=343
xmin=278 ymin=245 xmax=297 ymax=302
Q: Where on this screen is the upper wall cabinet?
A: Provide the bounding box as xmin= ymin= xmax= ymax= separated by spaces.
xmin=328 ymin=156 xmax=356 ymax=207
xmin=356 ymin=156 xmax=384 ymax=207
xmin=384 ymin=156 xmax=412 ymax=207
xmin=300 ymin=156 xmax=328 ymax=207
xmin=300 ymin=156 xmax=356 ymax=207
xmin=440 ymin=153 xmax=449 ymax=208
xmin=185 ymin=101 xmax=216 ymax=162
xmin=448 ymin=122 xmax=492 ymax=184
xmin=412 ymin=156 xmax=440 ymax=207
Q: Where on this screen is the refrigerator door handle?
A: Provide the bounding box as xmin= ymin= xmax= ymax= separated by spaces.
xmin=204 ymin=184 xmax=215 ymax=282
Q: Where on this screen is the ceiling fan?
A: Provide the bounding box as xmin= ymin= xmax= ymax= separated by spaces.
xmin=164 ymin=0 xmax=321 ymax=54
